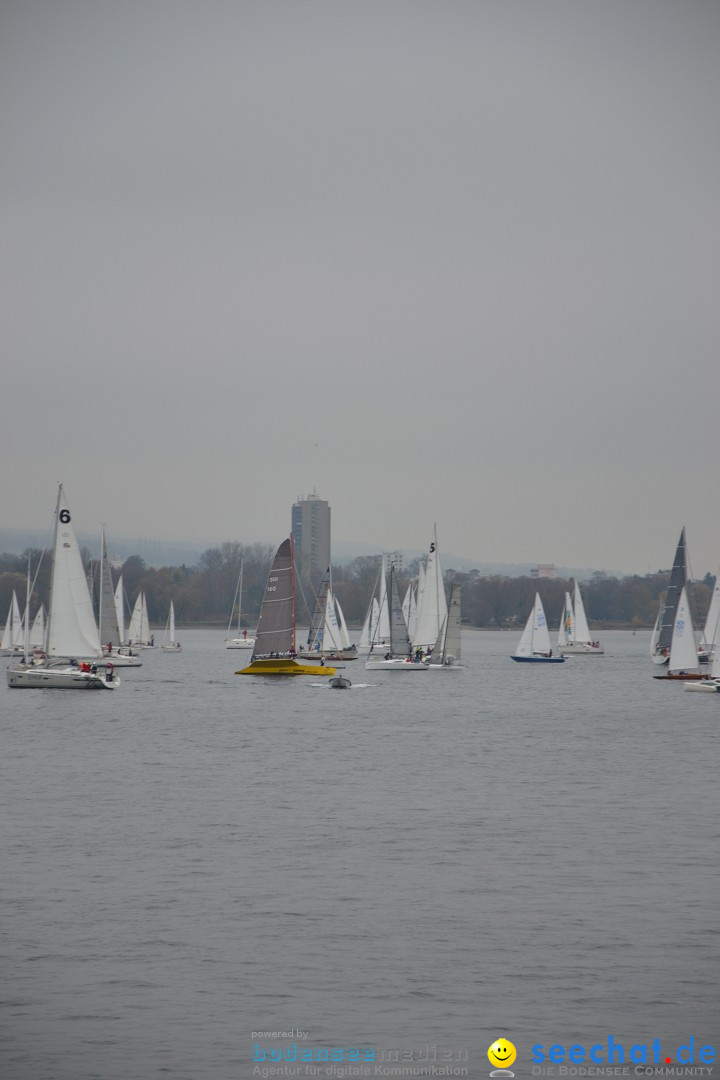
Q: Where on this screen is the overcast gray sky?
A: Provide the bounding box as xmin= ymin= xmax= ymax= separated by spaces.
xmin=2 ymin=1 xmax=718 ymax=575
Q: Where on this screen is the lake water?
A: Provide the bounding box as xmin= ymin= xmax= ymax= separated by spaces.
xmin=2 ymin=630 xmax=718 ymax=1080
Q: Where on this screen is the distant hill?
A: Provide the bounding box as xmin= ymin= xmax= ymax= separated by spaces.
xmin=0 ymin=527 xmax=619 ymax=581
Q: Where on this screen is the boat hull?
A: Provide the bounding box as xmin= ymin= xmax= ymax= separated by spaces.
xmin=225 ymin=638 xmax=255 ymax=650
xmin=329 ymin=676 xmax=352 ymax=689
xmin=684 ymin=680 xmax=720 ymax=693
xmin=559 ymin=644 xmax=604 ymax=655
xmin=653 ymin=672 xmax=709 ymax=681
xmin=511 ymin=656 xmax=566 ymax=663
xmin=365 ymin=658 xmax=428 ymax=670
xmin=161 ymin=644 xmax=182 ymax=652
xmin=236 ymin=657 xmax=336 ymax=676
xmin=7 ymin=664 xmax=119 ymax=689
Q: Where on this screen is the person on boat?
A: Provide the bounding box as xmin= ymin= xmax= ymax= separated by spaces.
xmin=384 ymin=651 xmax=391 ymax=660
xmin=320 ymin=656 xmax=325 ymax=666
xmin=242 ymin=629 xmax=247 ymax=640
xmin=106 ymin=662 xmax=114 ymax=682
xmin=150 ymin=634 xmax=154 ymax=646
xmin=107 ymin=642 xmax=113 ymax=655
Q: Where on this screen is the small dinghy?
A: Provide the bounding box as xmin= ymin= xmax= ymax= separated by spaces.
xmin=329 ymin=676 xmax=352 ymax=689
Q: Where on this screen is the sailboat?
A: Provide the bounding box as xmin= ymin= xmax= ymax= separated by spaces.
xmin=0 ymin=591 xmax=24 ymax=655
xmin=698 ymin=570 xmax=720 ymax=665
xmin=412 ymin=526 xmax=448 ymax=651
xmin=296 ymin=567 xmax=358 ymax=660
xmin=559 ymin=581 xmax=603 ymax=655
xmin=225 ymin=560 xmax=255 ymax=649
xmin=653 ymin=586 xmax=708 ymax=681
xmin=427 ymin=584 xmax=463 ymax=668
xmin=511 ymin=593 xmax=566 ymax=663
xmin=365 ymin=565 xmax=428 ymax=670
xmin=236 ymin=536 xmax=335 ymax=676
xmin=7 ymin=486 xmax=119 ymax=689
xmin=98 ymin=529 xmax=141 ymax=666
xmin=651 ymin=529 xmax=687 ymax=665
xmin=685 ymin=599 xmax=720 ymax=692
xmin=127 ymin=591 xmax=154 ymax=648
xmin=161 ymin=601 xmax=182 ymax=651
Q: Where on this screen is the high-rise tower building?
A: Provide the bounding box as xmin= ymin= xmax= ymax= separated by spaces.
xmin=291 ymin=492 xmax=331 ymax=591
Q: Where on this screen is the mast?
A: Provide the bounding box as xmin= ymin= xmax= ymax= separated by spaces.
xmin=44 ymin=485 xmax=62 ymax=654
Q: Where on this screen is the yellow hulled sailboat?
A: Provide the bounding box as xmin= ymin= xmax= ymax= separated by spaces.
xmin=236 ymin=536 xmax=336 ymax=677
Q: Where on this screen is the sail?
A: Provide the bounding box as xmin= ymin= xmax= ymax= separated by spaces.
xmin=376 ymin=570 xmax=390 ymax=643
xmin=573 ymin=581 xmax=592 ymax=644
xmin=0 ymin=601 xmax=12 ymax=650
xmin=114 ymin=576 xmax=125 ymax=643
xmin=29 ymin=605 xmax=45 ymax=649
xmin=10 ymin=592 xmax=23 ymax=647
xmin=323 ymin=588 xmax=343 ymax=651
xmin=668 ymin=586 xmax=699 ymax=673
xmin=532 ymin=594 xmax=552 ymax=654
xmin=253 ymin=537 xmax=295 ymax=658
xmin=47 ymin=485 xmax=102 ymax=658
xmin=166 ymin=601 xmax=176 ymax=644
xmin=412 ymin=528 xmax=448 ymax=648
xmin=128 ymin=594 xmax=143 ymax=643
xmin=359 ymin=595 xmax=374 ymax=648
xmin=702 ymin=570 xmax=720 ymax=654
xmin=307 ymin=569 xmax=330 ymax=650
xmin=388 ymin=567 xmax=411 ymax=656
xmin=514 ymin=599 xmax=537 ymax=658
xmin=558 ymin=591 xmax=572 ymax=647
xmin=444 ymin=584 xmax=462 ymax=661
xmin=656 ymin=529 xmax=687 ymax=653
xmin=98 ymin=528 xmax=121 ymax=648
xmin=140 ymin=593 xmax=151 ymax=644
xmin=335 ymin=595 xmax=352 ymax=650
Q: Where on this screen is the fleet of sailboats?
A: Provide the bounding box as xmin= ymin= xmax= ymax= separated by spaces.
xmin=4 ymin=492 xmax=719 ymax=697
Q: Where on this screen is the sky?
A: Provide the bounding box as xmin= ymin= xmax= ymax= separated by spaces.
xmin=2 ymin=1 xmax=718 ymax=576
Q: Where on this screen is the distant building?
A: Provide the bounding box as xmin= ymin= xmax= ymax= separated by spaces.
xmin=383 ymin=550 xmax=403 ymax=575
xmin=291 ymin=492 xmax=331 ymax=590
xmin=531 ymin=563 xmax=557 ymax=579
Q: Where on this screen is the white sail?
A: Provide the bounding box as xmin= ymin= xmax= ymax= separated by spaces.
xmin=114 ymin=576 xmax=125 ymax=644
xmin=322 ymin=587 xmax=343 ymax=651
xmin=359 ymin=597 xmax=374 ymax=648
xmin=335 ymin=595 xmax=352 ymax=650
xmin=429 ymin=583 xmax=461 ymax=665
xmin=162 ymin=600 xmax=181 ymax=650
xmin=710 ymin=612 xmax=720 ymax=679
xmin=573 ymin=581 xmax=592 ymax=644
xmin=668 ymin=586 xmax=699 ymax=674
xmin=0 ymin=601 xmax=12 ymax=651
xmin=29 ymin=605 xmax=45 ymax=649
xmin=10 ymin=592 xmax=23 ymax=648
xmin=376 ymin=571 xmax=390 ymax=644
xmin=514 ymin=594 xmax=551 ymax=657
xmin=402 ymin=584 xmax=413 ymax=630
xmin=412 ymin=527 xmax=448 ymax=649
xmin=127 ymin=594 xmax=142 ymax=643
xmin=140 ymin=593 xmax=151 ymax=644
xmin=46 ymin=486 xmax=102 ymax=658
xmin=702 ymin=570 xmax=720 ymax=657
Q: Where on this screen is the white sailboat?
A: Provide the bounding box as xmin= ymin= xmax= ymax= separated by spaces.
xmin=128 ymin=591 xmax=154 ymax=647
xmin=653 ymin=586 xmax=707 ymax=682
xmin=559 ymin=581 xmax=603 ymax=655
xmin=359 ymin=596 xmax=380 ymax=650
xmin=427 ymin=584 xmax=463 ymax=668
xmin=7 ymin=486 xmax=119 ymax=689
xmin=98 ymin=530 xmax=141 ymax=666
xmin=0 ymin=591 xmax=24 ymax=655
xmin=698 ymin=570 xmax=720 ymax=665
xmin=412 ymin=527 xmax=448 ymax=651
xmin=225 ymin=560 xmax=255 ymax=649
xmin=361 ymin=566 xmax=391 ymax=653
xmin=366 ymin=565 xmax=428 ymax=670
xmin=511 ymin=593 xmax=566 ymax=663
xmin=161 ymin=601 xmax=181 ymax=651
xmin=686 ymin=600 xmax=720 ymax=692
xmin=297 ymin=568 xmax=357 ymax=660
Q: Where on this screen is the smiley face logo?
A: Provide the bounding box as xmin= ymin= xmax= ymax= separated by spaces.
xmin=488 ymin=1038 xmax=517 ymax=1070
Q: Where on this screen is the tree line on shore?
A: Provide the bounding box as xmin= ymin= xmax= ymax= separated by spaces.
xmin=1 ymin=542 xmax=716 ymax=632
